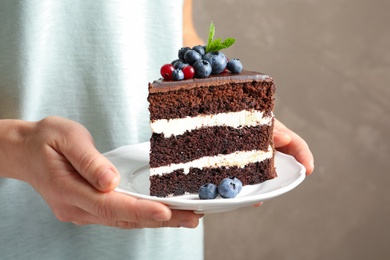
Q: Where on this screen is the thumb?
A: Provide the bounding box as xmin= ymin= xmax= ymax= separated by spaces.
xmin=68 ymin=143 xmax=120 ymax=192
xmin=273 ymin=126 xmax=292 ymax=149
xmin=59 ymin=125 xmax=121 ymax=192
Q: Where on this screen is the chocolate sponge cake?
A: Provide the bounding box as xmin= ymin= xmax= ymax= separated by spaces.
xmin=148 ymin=70 xmax=277 ymax=197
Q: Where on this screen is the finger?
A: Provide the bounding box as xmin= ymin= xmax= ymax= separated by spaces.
xmin=95 ymin=194 xmax=201 ymax=228
xmin=71 ymin=194 xmax=201 ymax=229
xmin=75 ymin=150 xmax=121 ymax=192
xmin=113 ymin=210 xmax=201 ymax=229
xmin=74 ymin=210 xmax=202 ymax=229
xmin=168 ymin=210 xmax=202 ymax=228
xmin=274 ymin=119 xmax=314 ymax=175
xmin=273 ymin=128 xmax=292 ymax=148
xmin=277 ymin=132 xmax=314 ymax=175
xmin=65 ymin=182 xmax=201 ymax=228
xmin=57 ymin=122 xmax=121 ymax=192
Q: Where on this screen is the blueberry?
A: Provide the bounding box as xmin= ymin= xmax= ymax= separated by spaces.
xmin=171 ymin=69 xmax=184 ymax=81
xmin=178 ymin=47 xmax=191 ymax=60
xmin=184 ymin=49 xmax=202 ymax=65
xmin=227 ymin=58 xmax=243 ymax=74
xmin=203 ymin=51 xmax=228 ymax=74
xmin=192 ymin=45 xmax=206 ymax=56
xmin=171 ymin=58 xmax=182 ymax=65
xmin=198 ymin=183 xmax=218 ymax=200
xmin=218 ymin=177 xmax=242 ymax=198
xmin=193 ymin=60 xmax=212 ymax=78
xmin=232 ymin=177 xmax=243 ymax=193
xmin=173 ymin=60 xmax=189 ymax=70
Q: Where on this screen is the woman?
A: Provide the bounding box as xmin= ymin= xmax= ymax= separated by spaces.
xmin=0 ymin=0 xmax=313 ymax=259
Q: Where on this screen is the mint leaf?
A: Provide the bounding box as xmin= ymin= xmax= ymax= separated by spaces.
xmin=206 ymin=22 xmax=235 ymax=53
xmin=220 ymin=38 xmax=235 ymax=49
xmin=207 ymin=22 xmax=215 ymax=52
xmin=208 ymin=38 xmax=221 ymax=52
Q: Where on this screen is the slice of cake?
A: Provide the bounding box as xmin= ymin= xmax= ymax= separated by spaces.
xmin=148 ymin=70 xmax=277 ymax=197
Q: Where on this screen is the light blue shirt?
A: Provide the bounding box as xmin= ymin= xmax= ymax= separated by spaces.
xmin=0 ymin=1 xmax=203 ymax=259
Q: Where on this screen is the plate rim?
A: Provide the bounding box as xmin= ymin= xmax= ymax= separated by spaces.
xmin=107 ymin=142 xmax=306 ymax=212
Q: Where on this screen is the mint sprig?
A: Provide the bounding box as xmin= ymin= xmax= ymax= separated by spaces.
xmin=206 ymin=22 xmax=236 ymax=53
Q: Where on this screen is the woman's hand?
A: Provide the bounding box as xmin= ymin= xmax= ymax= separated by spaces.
xmin=253 ymin=118 xmax=314 ymax=207
xmin=273 ymin=119 xmax=314 ymax=175
xmin=0 ymin=116 xmax=201 ymax=229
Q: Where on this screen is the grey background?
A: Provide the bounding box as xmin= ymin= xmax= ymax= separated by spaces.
xmin=193 ymin=0 xmax=390 ymax=259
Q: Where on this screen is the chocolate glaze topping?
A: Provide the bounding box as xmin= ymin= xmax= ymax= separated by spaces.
xmin=149 ymin=70 xmax=272 ymax=93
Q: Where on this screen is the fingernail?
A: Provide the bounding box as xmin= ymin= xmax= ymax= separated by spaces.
xmin=153 ymin=210 xmax=169 ymax=222
xmin=252 ymin=202 xmax=264 ymax=207
xmin=98 ymin=169 xmax=118 ymax=189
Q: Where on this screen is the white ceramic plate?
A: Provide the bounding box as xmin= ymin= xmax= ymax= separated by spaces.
xmin=105 ymin=142 xmax=306 ymax=214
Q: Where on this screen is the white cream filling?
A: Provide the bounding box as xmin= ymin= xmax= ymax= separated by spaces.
xmin=150 ymin=146 xmax=273 ymax=176
xmin=151 ymin=110 xmax=273 ymax=137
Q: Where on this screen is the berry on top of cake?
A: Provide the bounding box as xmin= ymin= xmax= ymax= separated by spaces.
xmin=148 ymin=23 xmax=277 ymax=198
xmin=159 ymin=22 xmax=243 ymax=81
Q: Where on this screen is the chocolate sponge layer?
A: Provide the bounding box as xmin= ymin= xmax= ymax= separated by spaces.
xmin=150 ymin=159 xmax=276 ymax=197
xmin=148 ymin=80 xmax=275 ymax=121
xmin=150 ymin=124 xmax=274 ymax=168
